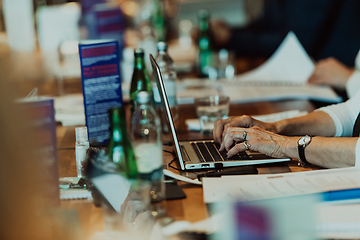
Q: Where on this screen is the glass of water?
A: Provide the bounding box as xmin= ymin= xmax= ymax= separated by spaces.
xmin=195 ymin=95 xmax=230 ymax=135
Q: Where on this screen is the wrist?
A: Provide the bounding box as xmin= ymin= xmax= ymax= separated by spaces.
xmin=283 ymin=137 xmax=299 ymax=159
xmin=273 ymin=119 xmax=288 ymax=134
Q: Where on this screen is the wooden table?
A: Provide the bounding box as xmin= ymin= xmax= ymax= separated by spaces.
xmin=57 ymin=99 xmax=320 ymax=240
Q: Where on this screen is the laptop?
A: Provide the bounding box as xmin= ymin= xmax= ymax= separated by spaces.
xmin=150 ymin=54 xmax=291 ymax=170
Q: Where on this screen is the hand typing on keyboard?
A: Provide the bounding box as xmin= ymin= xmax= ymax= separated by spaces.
xmin=212 ymin=115 xmax=295 ymax=160
xmin=191 ymin=141 xmax=251 ymax=162
xmin=220 ymin=126 xmax=292 ymax=159
xmin=211 ymin=87 xmax=359 ymax=169
xmin=213 ymin=115 xmax=278 ymax=144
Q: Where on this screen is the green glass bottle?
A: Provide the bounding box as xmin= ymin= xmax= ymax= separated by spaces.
xmin=130 ymin=48 xmax=153 ymax=116
xmin=150 ymin=0 xmax=166 ymax=41
xmin=108 ymin=107 xmax=137 ymax=180
xmin=197 ymin=9 xmax=215 ymax=78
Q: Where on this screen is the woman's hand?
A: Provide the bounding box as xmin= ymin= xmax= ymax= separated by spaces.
xmin=221 ymin=126 xmax=293 ymax=159
xmin=213 ymin=115 xmax=277 ymax=144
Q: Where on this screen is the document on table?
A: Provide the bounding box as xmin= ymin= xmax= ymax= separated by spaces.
xmin=202 ymin=167 xmax=360 ymax=203
xmin=220 ymin=31 xmax=342 ymax=103
xmin=176 ymin=31 xmax=342 ymax=104
xmin=185 ymin=109 xmax=307 ymax=131
xmin=235 ymin=31 xmax=314 ymax=83
xmin=54 ymin=94 xmax=85 ymax=126
xmin=219 ymin=80 xmax=342 ymax=103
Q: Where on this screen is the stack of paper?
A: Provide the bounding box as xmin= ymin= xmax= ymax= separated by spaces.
xmin=202 ymin=167 xmax=360 ymax=203
xmin=185 ymin=109 xmax=308 ymax=131
xmin=176 ymin=32 xmax=342 ymax=105
xmin=219 ymin=80 xmax=342 ymax=103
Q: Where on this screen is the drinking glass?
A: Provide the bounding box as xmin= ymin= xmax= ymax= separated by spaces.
xmin=195 ymin=96 xmax=230 ymax=135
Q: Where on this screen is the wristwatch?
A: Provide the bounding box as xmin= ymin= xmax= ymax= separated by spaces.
xmin=297 ymin=135 xmax=312 ymax=167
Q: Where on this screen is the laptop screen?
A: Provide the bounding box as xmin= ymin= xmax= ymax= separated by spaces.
xmin=150 ymin=54 xmax=186 ymax=170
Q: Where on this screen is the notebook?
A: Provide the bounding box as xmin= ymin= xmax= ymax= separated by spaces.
xmin=150 ymin=54 xmax=291 ymax=170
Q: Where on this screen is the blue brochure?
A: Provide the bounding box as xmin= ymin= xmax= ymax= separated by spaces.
xmin=79 ymin=40 xmax=123 ymax=145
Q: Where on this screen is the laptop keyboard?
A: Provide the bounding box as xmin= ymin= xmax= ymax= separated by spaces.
xmin=191 ymin=141 xmax=251 ymax=162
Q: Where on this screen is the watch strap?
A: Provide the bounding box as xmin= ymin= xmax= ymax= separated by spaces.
xmin=298 ymin=144 xmax=308 ymax=167
xmin=298 ymin=136 xmax=311 ymax=167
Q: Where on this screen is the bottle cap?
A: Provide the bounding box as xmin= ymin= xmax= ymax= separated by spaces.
xmin=136 ymin=91 xmax=152 ymax=104
xmin=75 ymin=127 xmax=88 ymax=142
xmin=134 ymin=48 xmax=145 ymax=57
xmin=157 ymin=41 xmax=168 ymax=51
xmin=219 ymin=48 xmax=229 ymax=62
xmin=198 ymin=9 xmax=209 ymax=19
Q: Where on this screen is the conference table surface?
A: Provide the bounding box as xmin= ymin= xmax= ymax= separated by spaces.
xmin=57 ymin=97 xmax=321 ymax=240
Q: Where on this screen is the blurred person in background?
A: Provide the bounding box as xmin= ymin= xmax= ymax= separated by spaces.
xmin=0 ymin=80 xmax=48 ymax=240
xmin=209 ymin=0 xmax=360 ymax=99
xmin=212 ymin=0 xmax=360 ymax=67
xmin=307 ymin=54 xmax=360 ymax=100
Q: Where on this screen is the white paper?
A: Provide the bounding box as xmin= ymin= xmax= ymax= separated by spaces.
xmin=203 ymin=167 xmax=360 ymax=203
xmin=185 ymin=110 xmax=308 ymax=131
xmin=60 ymin=189 xmax=92 ymax=200
xmin=317 ymin=203 xmax=360 ymax=239
xmin=91 ymin=173 xmax=131 ymax=212
xmin=163 ymin=169 xmax=202 ymax=185
xmin=54 ymin=94 xmax=85 ymax=126
xmin=220 ymin=80 xmax=342 ymax=104
xmin=235 ymin=31 xmax=314 ymax=83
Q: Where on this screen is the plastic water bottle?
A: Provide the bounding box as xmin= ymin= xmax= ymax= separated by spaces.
xmin=75 ymin=126 xmax=90 ymax=178
xmin=130 ymin=91 xmax=165 ymax=217
xmin=155 ymin=41 xmax=178 ymax=133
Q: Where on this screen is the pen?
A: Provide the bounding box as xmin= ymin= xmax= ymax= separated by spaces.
xmin=25 ymin=87 xmax=38 ymax=99
xmin=322 ymin=188 xmax=360 ymax=202
xmin=197 ymin=166 xmax=258 ymax=181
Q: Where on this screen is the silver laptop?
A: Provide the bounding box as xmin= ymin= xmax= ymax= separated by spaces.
xmin=150 ymin=54 xmax=291 ymax=170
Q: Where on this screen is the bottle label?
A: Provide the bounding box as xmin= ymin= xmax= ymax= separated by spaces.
xmin=134 ymin=142 xmax=163 ymax=174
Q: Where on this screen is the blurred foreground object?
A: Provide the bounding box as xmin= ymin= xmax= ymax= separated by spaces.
xmin=131 ymin=91 xmax=166 ymax=217
xmin=211 ymin=195 xmax=318 ymax=240
xmin=75 ymin=126 xmax=90 ymax=178
xmin=0 ymin=81 xmax=82 ymax=239
xmin=108 ymin=107 xmax=138 ymax=180
xmin=18 ymin=96 xmax=60 ymax=206
xmin=84 ymin=107 xmax=163 ymax=239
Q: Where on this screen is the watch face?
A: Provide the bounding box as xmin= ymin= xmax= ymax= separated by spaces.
xmin=299 ymin=135 xmax=311 ymax=145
